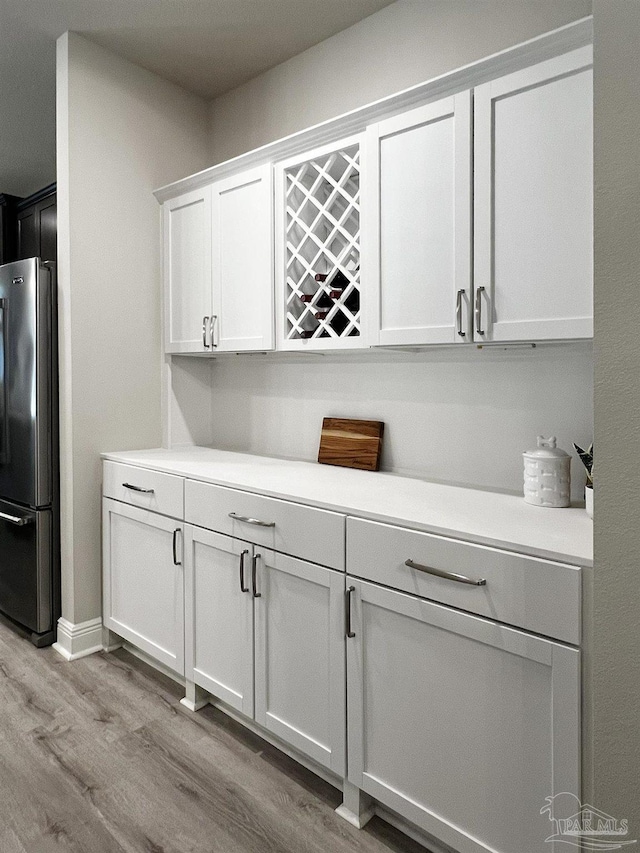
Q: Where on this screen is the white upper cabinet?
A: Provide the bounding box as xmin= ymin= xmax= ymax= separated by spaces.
xmin=163 ymin=166 xmax=273 ymax=354
xmin=163 ymin=186 xmax=212 ymax=353
xmin=160 ymin=36 xmax=593 ymax=353
xmin=211 ymin=165 xmax=274 ymax=352
xmin=275 ymin=135 xmax=366 ymax=350
xmin=474 ymin=46 xmax=593 ymax=342
xmin=367 ymin=92 xmax=472 ymax=346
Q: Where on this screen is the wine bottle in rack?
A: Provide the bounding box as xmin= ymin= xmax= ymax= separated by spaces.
xmin=329 ymin=270 xmax=350 ymax=291
xmin=300 ymin=329 xmax=316 ymax=339
xmin=344 ymin=288 xmax=360 ymax=314
xmin=315 ymin=289 xmax=333 ymax=309
xmin=300 ymin=293 xmax=314 ymax=303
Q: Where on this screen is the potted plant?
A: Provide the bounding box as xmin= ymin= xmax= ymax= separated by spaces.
xmin=573 ymin=442 xmax=593 ymax=518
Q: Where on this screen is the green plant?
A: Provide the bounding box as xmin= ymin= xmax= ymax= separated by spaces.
xmin=573 ymin=442 xmax=593 ymax=486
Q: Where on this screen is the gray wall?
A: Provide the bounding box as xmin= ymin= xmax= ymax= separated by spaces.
xmin=201 ymin=346 xmax=593 ymax=499
xmin=209 ymin=0 xmax=592 ymax=164
xmin=591 ymin=1 xmax=640 ymax=837
xmin=56 ymin=33 xmax=210 ymax=624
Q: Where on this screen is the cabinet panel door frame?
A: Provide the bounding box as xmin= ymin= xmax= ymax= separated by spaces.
xmin=184 ymin=525 xmax=255 ymax=717
xmin=347 ymin=578 xmax=580 ymax=853
xmin=103 ymin=498 xmax=184 ymax=673
xmin=211 ymin=164 xmax=274 ymax=352
xmin=474 ymin=45 xmax=593 ymax=343
xmin=366 ymin=91 xmax=472 ymax=346
xmin=163 ymin=186 xmax=212 ymax=353
xmin=254 ymin=550 xmax=346 ymax=775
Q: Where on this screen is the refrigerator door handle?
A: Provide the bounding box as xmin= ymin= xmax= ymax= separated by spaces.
xmin=0 ymin=509 xmax=33 ymax=526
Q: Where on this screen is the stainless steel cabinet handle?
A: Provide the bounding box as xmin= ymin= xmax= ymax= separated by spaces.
xmin=172 ymin=529 xmax=182 ymax=566
xmin=475 ymin=286 xmax=485 ymax=336
xmin=345 ymin=586 xmax=356 ymax=638
xmin=122 ymin=483 xmax=155 ymax=494
xmin=456 ymin=289 xmax=466 ymax=338
xmin=405 ymin=559 xmax=486 ymax=587
xmin=251 ymin=553 xmax=262 ymax=598
xmin=203 ymin=315 xmax=210 ymax=349
xmin=210 ymin=315 xmax=218 ymax=348
xmin=228 ymin=512 xmax=275 ymax=528
xmin=239 ymin=549 xmax=250 ymax=593
xmin=0 ymin=510 xmax=33 ymax=526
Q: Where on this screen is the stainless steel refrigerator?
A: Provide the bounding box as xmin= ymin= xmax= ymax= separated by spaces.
xmin=0 ymin=258 xmax=59 ymax=646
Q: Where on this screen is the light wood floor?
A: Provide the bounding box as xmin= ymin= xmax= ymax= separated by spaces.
xmin=0 ymin=617 xmax=427 ymax=853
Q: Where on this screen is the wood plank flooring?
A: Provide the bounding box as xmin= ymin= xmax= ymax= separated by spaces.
xmin=0 ymin=617 xmax=427 ymax=853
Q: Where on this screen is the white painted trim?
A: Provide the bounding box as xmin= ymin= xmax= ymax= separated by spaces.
xmin=153 ymin=17 xmax=592 ymax=203
xmin=53 ymin=617 xmax=103 ymax=661
xmin=336 ymin=780 xmax=375 ymax=829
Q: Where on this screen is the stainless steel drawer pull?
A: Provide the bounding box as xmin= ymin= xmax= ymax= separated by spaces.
xmin=122 ymin=483 xmax=155 ymax=494
xmin=239 ymin=549 xmax=250 ymax=593
xmin=405 ymin=559 xmax=487 ymax=587
xmin=251 ymin=553 xmax=262 ymax=598
xmin=228 ymin=512 xmax=275 ymax=528
xmin=203 ymin=315 xmax=210 ymax=348
xmin=0 ymin=510 xmax=32 ymax=526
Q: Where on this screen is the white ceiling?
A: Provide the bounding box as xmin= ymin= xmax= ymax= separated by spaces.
xmin=0 ymin=0 xmax=394 ymax=197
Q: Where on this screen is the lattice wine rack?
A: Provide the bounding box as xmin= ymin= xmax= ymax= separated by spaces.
xmin=283 ymin=142 xmax=361 ymax=344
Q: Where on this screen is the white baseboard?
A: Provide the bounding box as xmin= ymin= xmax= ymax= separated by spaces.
xmin=52 ymin=617 xmax=104 ymax=661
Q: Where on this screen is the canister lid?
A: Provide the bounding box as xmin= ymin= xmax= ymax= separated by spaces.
xmin=523 ymin=436 xmax=570 ymax=459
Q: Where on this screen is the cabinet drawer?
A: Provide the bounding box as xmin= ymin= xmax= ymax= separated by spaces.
xmin=346 ymin=517 xmax=580 ymax=644
xmin=103 ymin=462 xmax=184 ymax=519
xmin=185 ymin=480 xmax=345 ymax=570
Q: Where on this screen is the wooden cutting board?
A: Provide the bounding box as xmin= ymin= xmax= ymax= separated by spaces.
xmin=318 ymin=418 xmax=384 ymax=471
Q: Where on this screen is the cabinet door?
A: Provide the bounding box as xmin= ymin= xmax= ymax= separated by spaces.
xmin=474 ymin=47 xmax=593 ymax=342
xmin=183 ymin=527 xmax=254 ymax=717
xmin=163 ymin=186 xmax=212 ymax=353
xmin=347 ymin=579 xmax=579 ymax=853
xmin=102 ymin=499 xmax=184 ymax=674
xmin=254 ymin=550 xmax=345 ymax=775
xmin=367 ymin=92 xmax=472 ymax=345
xmin=211 ymin=165 xmax=274 ymax=352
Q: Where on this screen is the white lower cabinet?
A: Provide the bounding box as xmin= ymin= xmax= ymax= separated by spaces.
xmin=346 ymin=578 xmax=580 ymax=853
xmin=184 ymin=525 xmax=346 ymax=775
xmin=102 ymin=455 xmax=584 ymax=853
xmin=184 ymin=527 xmax=254 ymax=716
xmin=102 ymin=498 xmax=185 ymax=674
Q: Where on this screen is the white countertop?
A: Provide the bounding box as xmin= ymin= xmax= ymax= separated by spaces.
xmin=101 ymin=447 xmax=593 ymax=567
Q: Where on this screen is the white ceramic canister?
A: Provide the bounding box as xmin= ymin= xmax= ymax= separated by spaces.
xmin=523 ymin=436 xmax=571 ymax=508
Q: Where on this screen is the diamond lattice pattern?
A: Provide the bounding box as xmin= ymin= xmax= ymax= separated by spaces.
xmin=285 ymin=145 xmax=360 ymax=340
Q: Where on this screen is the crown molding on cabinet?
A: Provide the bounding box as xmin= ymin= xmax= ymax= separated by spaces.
xmin=153 ymin=16 xmax=592 ymax=204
